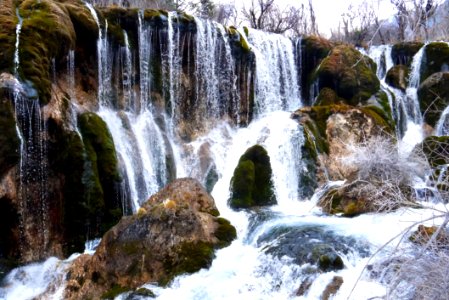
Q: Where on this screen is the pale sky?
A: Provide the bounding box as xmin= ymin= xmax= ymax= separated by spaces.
xmin=219 ymin=0 xmax=397 ymax=36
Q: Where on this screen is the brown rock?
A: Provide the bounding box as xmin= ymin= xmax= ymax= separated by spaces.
xmin=64 ymin=178 xmax=236 ymax=300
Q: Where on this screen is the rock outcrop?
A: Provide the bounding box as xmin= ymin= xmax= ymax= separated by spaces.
xmin=391 ymin=42 xmax=424 ymax=66
xmin=229 ymin=145 xmax=276 ymax=209
xmin=64 ymin=178 xmax=236 ymax=300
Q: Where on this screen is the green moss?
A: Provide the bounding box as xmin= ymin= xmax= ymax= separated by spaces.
xmin=0 ymin=0 xmax=17 ymax=72
xmin=78 ymin=112 xmax=122 ymax=235
xmin=360 ymin=106 xmax=395 ymax=134
xmin=0 ymin=96 xmax=20 ymax=178
xmin=18 ymin=0 xmax=76 ymax=104
xmin=391 ymin=42 xmax=424 ymax=66
xmin=229 ymin=145 xmax=276 ymax=209
xmin=227 ymin=26 xmax=251 ymax=52
xmin=313 ymin=45 xmax=379 ymax=106
xmin=101 ymin=284 xmax=130 ymax=299
xmin=421 ymin=42 xmax=449 ymax=82
xmin=314 ymin=88 xmax=343 ymax=106
xmin=162 ymin=241 xmax=214 ymax=286
xmin=214 ymin=217 xmax=237 ymax=247
xmin=143 ymin=9 xmax=168 ymax=20
xmin=229 ymin=160 xmax=255 ymax=208
xmin=418 ymin=72 xmax=449 ymax=127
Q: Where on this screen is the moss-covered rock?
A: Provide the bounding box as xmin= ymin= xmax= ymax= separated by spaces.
xmin=78 ymin=112 xmax=122 ymax=235
xmin=64 ymin=178 xmax=236 ymax=300
xmin=0 ymin=89 xmax=20 ymax=178
xmin=314 ymin=45 xmax=380 ymax=106
xmin=386 ymin=64 xmax=409 ymax=91
xmin=391 ymin=42 xmax=424 ymax=66
xmin=421 ymin=42 xmax=449 ymax=83
xmin=229 ymin=145 xmax=276 ymax=209
xmin=418 ymin=72 xmax=449 ymax=127
xmin=314 ymin=87 xmax=344 ymax=106
xmin=18 ymin=0 xmax=76 ymax=104
xmin=0 ymin=0 xmax=17 ymax=73
xmin=300 ymin=35 xmax=333 ymax=104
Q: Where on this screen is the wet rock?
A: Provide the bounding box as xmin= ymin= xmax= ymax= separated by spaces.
xmin=421 ymin=42 xmax=449 ymax=83
xmin=386 ymin=65 xmax=409 ymax=91
xmin=0 ymin=0 xmax=17 ymax=72
xmin=0 ymin=75 xmax=20 ymax=178
xmin=257 ymin=224 xmax=370 ymax=271
xmin=409 ymin=225 xmax=449 ymax=247
xmin=64 ymin=178 xmax=236 ymax=300
xmin=314 ymin=45 xmax=379 ymax=106
xmin=391 ymin=42 xmax=424 ymax=66
xmin=321 ymin=276 xmax=344 ymax=300
xmin=299 ymin=36 xmax=333 ymax=104
xmin=418 ymin=72 xmax=449 ymax=128
xmin=78 ymin=112 xmax=124 ymax=237
xmin=229 ymin=145 xmax=276 ymax=209
xmin=292 ymin=104 xmax=393 ymax=186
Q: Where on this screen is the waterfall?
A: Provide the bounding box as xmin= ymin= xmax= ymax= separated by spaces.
xmin=137 ymin=10 xmax=151 ymax=112
xmin=13 ymin=9 xmax=23 ymax=77
xmin=121 ymin=31 xmax=135 ymax=111
xmin=11 ymin=7 xmax=50 ymax=261
xmin=247 ymin=29 xmax=301 ymax=115
xmin=406 ymin=45 xmax=425 ymax=124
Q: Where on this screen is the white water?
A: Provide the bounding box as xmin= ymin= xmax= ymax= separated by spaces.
xmin=13 ymin=9 xmax=23 ymax=77
xmin=247 ymin=28 xmax=301 ymax=115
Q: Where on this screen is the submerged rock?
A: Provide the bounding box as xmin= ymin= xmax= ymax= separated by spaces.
xmin=64 ymin=178 xmax=236 ymax=300
xmin=229 ymin=145 xmax=276 ymax=209
xmin=257 ymin=224 xmax=369 ymax=271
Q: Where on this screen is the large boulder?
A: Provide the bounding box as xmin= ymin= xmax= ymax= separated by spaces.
xmin=420 ymin=42 xmax=449 ymax=83
xmin=418 ymin=72 xmax=449 ymax=128
xmin=299 ymin=36 xmax=333 ymax=104
xmin=313 ymin=45 xmax=379 ymax=106
xmin=391 ymin=42 xmax=424 ymax=66
xmin=229 ymin=145 xmax=276 ymax=209
xmin=65 ymin=178 xmax=236 ymax=300
xmin=0 ymin=0 xmax=16 ymax=72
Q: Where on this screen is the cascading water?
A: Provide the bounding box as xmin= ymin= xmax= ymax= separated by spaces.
xmin=11 ymin=7 xmax=50 ymax=261
xmin=247 ymin=28 xmax=301 ymax=114
xmin=4 ymin=6 xmax=449 ymax=300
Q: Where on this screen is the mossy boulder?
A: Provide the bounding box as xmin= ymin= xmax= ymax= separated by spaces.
xmin=417 ymin=72 xmax=449 ymax=127
xmin=64 ymin=178 xmax=236 ymax=300
xmin=229 ymin=145 xmax=276 ymax=209
xmin=386 ymin=65 xmax=409 ymax=91
xmin=391 ymin=42 xmax=424 ymax=66
xmin=318 ymin=183 xmax=372 ymax=216
xmin=18 ymin=0 xmax=76 ymax=104
xmin=300 ymin=35 xmax=333 ymax=103
xmin=421 ymin=42 xmax=449 ymax=83
xmin=314 ymin=45 xmax=380 ymax=106
xmin=78 ymin=112 xmax=122 ymax=236
xmin=0 ymin=0 xmax=17 ymax=73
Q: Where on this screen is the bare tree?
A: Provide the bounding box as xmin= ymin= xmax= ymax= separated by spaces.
xmin=241 ymin=0 xmax=310 ymax=35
